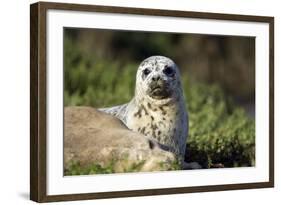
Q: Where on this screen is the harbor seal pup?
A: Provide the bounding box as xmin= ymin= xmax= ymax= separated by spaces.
xmin=100 ymin=56 xmax=188 ymax=162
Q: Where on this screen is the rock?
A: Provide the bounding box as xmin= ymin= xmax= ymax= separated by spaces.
xmin=64 ymin=106 xmax=177 ymax=174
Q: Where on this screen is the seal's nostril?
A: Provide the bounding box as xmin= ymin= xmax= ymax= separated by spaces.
xmin=152 ymin=76 xmax=160 ymax=81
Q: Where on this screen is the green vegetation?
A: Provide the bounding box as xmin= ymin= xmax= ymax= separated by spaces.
xmin=185 ymin=83 xmax=255 ymax=168
xmin=65 ymin=161 xmax=116 ymax=175
xmin=65 ymin=159 xmax=181 ymax=175
xmin=64 ymin=30 xmax=255 ymax=174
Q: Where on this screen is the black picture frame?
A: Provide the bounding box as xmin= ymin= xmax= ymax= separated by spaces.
xmin=30 ymin=1 xmax=274 ymax=202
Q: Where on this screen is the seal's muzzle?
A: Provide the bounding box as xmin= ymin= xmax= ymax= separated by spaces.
xmin=148 ymin=78 xmax=171 ymax=99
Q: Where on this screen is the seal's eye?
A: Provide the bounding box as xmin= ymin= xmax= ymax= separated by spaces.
xmin=163 ymin=66 xmax=174 ymax=76
xmin=143 ymin=68 xmax=151 ymax=76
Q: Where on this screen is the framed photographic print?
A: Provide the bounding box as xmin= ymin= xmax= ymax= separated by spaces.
xmin=30 ymin=1 xmax=274 ymax=202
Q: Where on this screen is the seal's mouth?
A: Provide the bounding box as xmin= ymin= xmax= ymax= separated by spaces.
xmin=152 ymin=86 xmax=162 ymax=92
xmin=149 ymin=85 xmax=170 ymax=99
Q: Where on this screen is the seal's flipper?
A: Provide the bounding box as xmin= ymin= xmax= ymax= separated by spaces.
xmin=99 ymin=103 xmax=128 ymax=124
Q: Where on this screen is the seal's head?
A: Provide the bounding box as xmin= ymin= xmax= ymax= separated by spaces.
xmin=135 ymin=56 xmax=183 ymax=103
